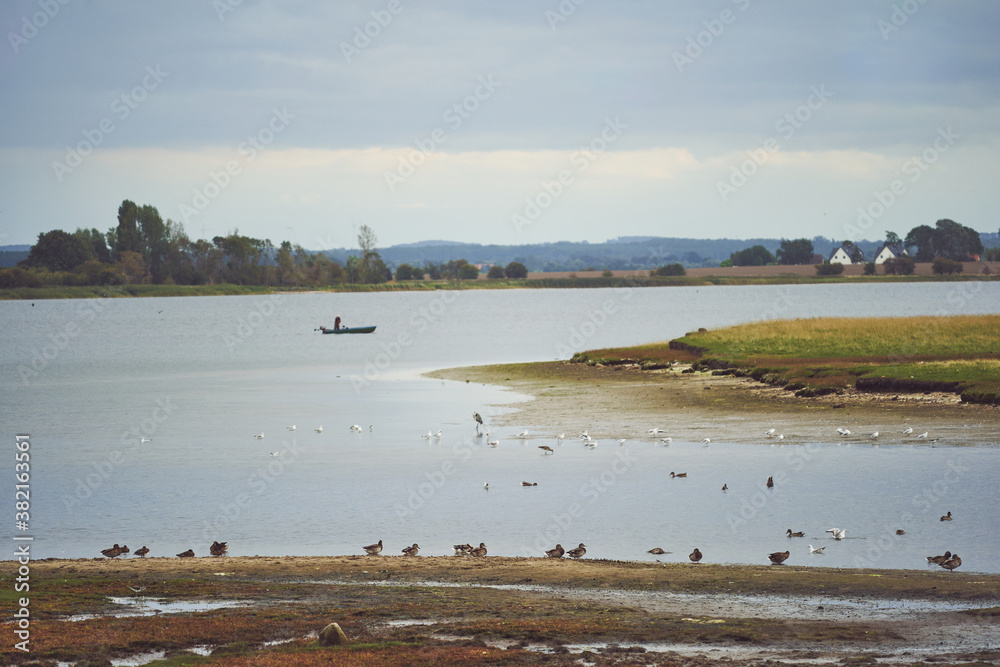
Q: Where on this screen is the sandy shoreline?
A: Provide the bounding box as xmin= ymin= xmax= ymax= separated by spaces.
xmin=428 ymin=360 xmax=999 ymax=447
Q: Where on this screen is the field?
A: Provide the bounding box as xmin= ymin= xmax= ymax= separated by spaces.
xmin=572 ymin=315 xmax=1000 ymax=405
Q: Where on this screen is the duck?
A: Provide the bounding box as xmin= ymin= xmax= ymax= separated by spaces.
xmin=545 ymin=544 xmax=565 ymax=558
xmin=670 ymin=472 xmax=687 ymax=478
xmin=567 ymin=543 xmax=587 ymax=559
xmin=689 ymin=548 xmax=703 ymax=563
xmin=453 ymin=543 xmax=473 ymax=556
xmin=766 ymin=476 xmax=774 ymax=488
xmin=768 ymin=550 xmax=790 ymax=564
xmin=809 ymin=545 xmax=825 ymax=554
xmin=940 ymin=511 xmax=953 ymax=521
xmin=177 ymin=549 xmax=195 ymax=558
xmin=402 ymin=543 xmax=420 ymax=557
xmin=470 ymin=543 xmax=488 ymax=557
xmin=721 ymin=483 xmax=728 ymax=491
xmin=786 ymin=529 xmax=804 ymax=538
xmin=538 ymin=445 xmax=554 ymax=455
xmin=101 ymin=544 xmax=125 ymax=559
xmin=648 ymin=547 xmax=668 ymax=555
xmin=940 ymin=554 xmax=962 ymax=572
xmin=209 ymin=540 xmax=228 ymax=557
xmin=521 ymin=481 xmax=538 ymax=486
xmin=896 ymin=529 xmax=906 ymax=535
xmin=926 ymin=551 xmax=951 ymax=565
xmin=133 ymin=546 xmax=150 ymax=558
xmin=363 ymin=539 xmax=383 ymax=555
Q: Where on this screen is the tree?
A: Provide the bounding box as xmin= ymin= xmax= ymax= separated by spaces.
xmin=424 ymin=262 xmax=441 ymax=280
xmin=459 ymin=263 xmax=480 ymax=280
xmin=904 ymin=224 xmax=936 ymax=261
xmin=840 ymin=240 xmax=865 ymax=264
xmin=354 ymin=224 xmax=388 ymax=284
xmin=729 ymin=245 xmax=775 ymax=266
xmin=486 ymin=265 xmax=505 ymax=279
xmin=883 ymin=256 xmax=915 ymax=275
xmin=863 ymin=262 xmax=876 ymax=276
xmin=73 ymin=228 xmax=111 ymax=263
xmin=20 ymin=229 xmax=91 ymax=272
xmin=776 ymin=238 xmax=814 ymax=265
xmin=932 ymin=257 xmax=963 ymax=274
xmin=652 ymin=263 xmax=685 ymax=276
xmin=884 ymin=231 xmax=902 ymax=247
xmin=719 ymin=259 xmax=734 ymax=268
xmin=815 ymin=262 xmax=844 ymax=276
xmin=395 ymin=263 xmax=418 ymax=281
xmin=504 ymin=261 xmax=528 ymax=279
xmin=930 ymin=219 xmax=982 ymax=261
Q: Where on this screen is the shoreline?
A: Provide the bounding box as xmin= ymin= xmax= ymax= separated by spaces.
xmin=427 ymin=360 xmax=999 ymax=447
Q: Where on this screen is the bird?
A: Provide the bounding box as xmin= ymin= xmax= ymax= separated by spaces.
xmin=689 ymin=548 xmax=703 ymax=563
xmin=473 ymin=412 xmax=484 ymax=433
xmin=660 ymin=437 xmax=672 ymax=444
xmin=670 ymin=472 xmax=687 ymax=478
xmin=774 ymin=434 xmax=784 ymax=442
xmin=521 ymin=481 xmax=538 ymax=486
xmin=350 ymin=424 xmax=362 ymax=432
xmin=422 ymin=430 xmax=433 ymax=439
xmin=133 ymin=546 xmax=150 ymax=558
xmin=580 ymin=431 xmax=589 ymax=440
xmin=483 ymin=482 xmax=489 ymax=490
xmin=140 ymin=437 xmax=152 ymax=443
xmin=940 ymin=554 xmax=962 ymax=572
xmin=125 ymin=584 xmax=147 ymax=596
xmin=488 ymin=438 xmax=499 ymax=447
xmin=940 ymin=511 xmax=953 ymax=521
xmin=809 ymin=545 xmax=825 ymax=554
xmin=210 ymin=540 xmax=228 ymax=557
xmin=101 ymin=544 xmax=125 ymax=558
xmin=927 ymin=551 xmax=952 ymax=565
xmin=287 ymin=425 xmax=296 ymax=431
xmin=617 ymin=438 xmax=627 ymax=446
xmin=764 ymin=428 xmax=776 ymax=437
xmin=721 ymin=483 xmax=728 ymax=491
xmin=402 ymin=543 xmax=420 ymax=556
xmin=902 ymin=427 xmax=913 ymax=435
xmin=364 ymin=539 xmax=383 ymax=555
xmin=916 ymin=432 xmax=928 ymax=439
xmin=896 ymin=529 xmax=906 ymax=535
xmin=545 ymin=544 xmax=565 ymax=558
xmin=648 ymin=427 xmax=667 ymax=434
xmin=836 ymin=427 xmax=851 ymax=436
xmin=254 ymin=432 xmax=264 ymax=439
xmin=177 ymin=549 xmax=195 ymax=558
xmin=270 ymin=451 xmax=279 ymax=457
xmin=768 ymin=550 xmax=790 ymax=564
xmin=453 ymin=543 xmax=473 ymax=556
xmin=516 ymin=430 xmax=529 ymax=438
xmin=870 ymin=431 xmax=879 ymax=439
xmin=434 ymin=429 xmax=442 ymax=439
xmin=538 ymin=445 xmax=554 ymax=455
xmin=786 ymin=529 xmax=804 ymax=538
xmin=315 ymin=426 xmax=323 ymax=433
xmin=584 ymin=440 xmax=597 ymax=447
xmin=470 ymin=543 xmax=488 ymax=557
xmin=766 ymin=476 xmax=774 ymax=488
xmin=833 ymin=529 xmax=847 ymax=540
xmin=556 ymin=433 xmax=566 ymax=440
xmin=648 ymin=548 xmax=668 ymax=555
xmin=701 ymin=438 xmax=711 ymax=444
xmin=567 ymin=543 xmax=587 ymax=559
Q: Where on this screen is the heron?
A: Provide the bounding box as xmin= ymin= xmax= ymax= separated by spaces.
xmin=539 ymin=445 xmax=554 ymax=455
xmin=473 ymin=411 xmax=484 ymax=433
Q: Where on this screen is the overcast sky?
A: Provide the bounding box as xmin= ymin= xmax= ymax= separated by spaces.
xmin=1 ymin=1 xmax=997 ymax=250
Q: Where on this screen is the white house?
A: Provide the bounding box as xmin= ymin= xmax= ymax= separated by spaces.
xmin=874 ymin=243 xmax=906 ymax=265
xmin=829 ymin=246 xmax=855 ymax=265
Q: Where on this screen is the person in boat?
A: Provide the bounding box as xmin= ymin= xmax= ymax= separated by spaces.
xmin=334 ymin=316 xmax=341 ymax=331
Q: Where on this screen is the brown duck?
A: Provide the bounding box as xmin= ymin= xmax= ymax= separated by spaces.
xmin=210 ymin=541 xmax=228 ymax=557
xmin=670 ymin=472 xmax=687 ymax=478
xmin=363 ymin=539 xmax=383 ymax=555
xmin=545 ymin=544 xmax=565 ymax=558
xmin=940 ymin=554 xmax=962 ymax=571
xmin=689 ymin=548 xmax=703 ymax=563
xmin=133 ymin=546 xmax=150 ymax=558
xmin=567 ymin=543 xmax=587 ymax=559
xmin=768 ymin=550 xmax=790 ymax=564
xmin=101 ymin=544 xmax=126 ymax=558
xmin=786 ymin=529 xmax=804 ymax=537
xmin=927 ymin=550 xmax=951 ymax=565
xmin=470 ymin=543 xmax=488 ymax=557
xmin=177 ymin=549 xmax=195 ymax=558
xmin=402 ymin=543 xmax=420 ymax=556
xmin=648 ymin=547 xmax=668 ymax=555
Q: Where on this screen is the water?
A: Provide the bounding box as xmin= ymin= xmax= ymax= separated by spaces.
xmin=1 ymin=282 xmax=998 ymax=570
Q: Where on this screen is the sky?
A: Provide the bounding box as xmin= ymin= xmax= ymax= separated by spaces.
xmin=1 ymin=1 xmax=997 ymax=251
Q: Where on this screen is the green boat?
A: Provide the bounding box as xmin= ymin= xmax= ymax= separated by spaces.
xmin=319 ymin=325 xmax=376 ymax=334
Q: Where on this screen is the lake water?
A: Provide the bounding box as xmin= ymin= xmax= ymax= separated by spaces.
xmin=2 ymin=282 xmax=998 ymax=571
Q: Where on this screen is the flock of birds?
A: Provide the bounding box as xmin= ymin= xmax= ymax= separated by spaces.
xmin=100 ymin=541 xmax=227 ymax=559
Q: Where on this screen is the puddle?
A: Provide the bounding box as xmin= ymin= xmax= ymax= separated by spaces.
xmin=67 ymin=596 xmax=252 ymax=621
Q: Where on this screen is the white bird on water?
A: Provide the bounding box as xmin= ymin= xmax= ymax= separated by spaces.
xmin=315 ymin=426 xmax=323 ymax=433
xmin=809 ymin=545 xmax=825 ymax=554
xmin=584 ymin=439 xmax=597 ymax=447
xmin=826 ymin=528 xmax=847 ymax=540
xmin=483 ymin=482 xmax=489 ymax=490
xmin=350 ymin=424 xmax=362 ymax=432
xmin=580 ymin=431 xmax=589 ymax=440
xmin=660 ymin=437 xmax=672 ymax=444
xmin=287 ymin=425 xmax=296 ymax=431
xmin=435 ymin=429 xmax=442 ymax=439
xmin=422 ymin=431 xmax=433 ymax=439
xmin=140 ymin=438 xmax=152 ymax=443
xmin=617 ymin=438 xmax=627 ymax=446
xmin=254 ymin=432 xmax=264 ymax=439
xmin=488 ymin=438 xmax=499 ymax=447
xmin=556 ymin=433 xmax=566 ymax=440
xmin=648 ymin=427 xmax=667 ymax=435
xmin=516 ymin=430 xmax=529 ymax=438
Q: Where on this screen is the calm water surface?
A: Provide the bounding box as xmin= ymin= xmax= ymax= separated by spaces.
xmin=1 ymin=283 xmax=998 ymax=571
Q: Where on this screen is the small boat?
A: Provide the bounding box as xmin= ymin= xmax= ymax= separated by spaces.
xmin=319 ymin=325 xmax=376 ymax=334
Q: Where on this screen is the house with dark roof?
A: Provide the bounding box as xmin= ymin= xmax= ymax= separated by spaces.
xmin=874 ymin=243 xmax=907 ymax=265
xmin=829 ymin=245 xmax=862 ymax=265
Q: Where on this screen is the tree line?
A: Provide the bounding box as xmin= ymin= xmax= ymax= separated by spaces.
xmin=0 ymin=200 xmax=529 ymax=289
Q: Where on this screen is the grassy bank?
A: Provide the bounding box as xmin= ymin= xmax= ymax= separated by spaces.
xmin=572 ymin=315 xmax=1000 ymax=405
xmin=0 ymin=283 xmax=275 ymax=300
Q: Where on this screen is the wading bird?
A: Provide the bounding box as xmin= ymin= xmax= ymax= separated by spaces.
xmin=473 ymin=411 xmax=483 ymax=433
xmin=539 ymin=445 xmax=554 ymax=455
